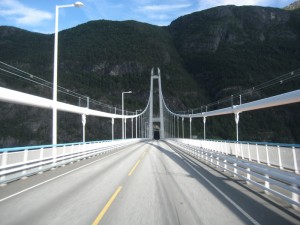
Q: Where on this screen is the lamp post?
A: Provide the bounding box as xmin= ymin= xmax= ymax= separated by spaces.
xmin=145 ymin=122 xmax=148 ymax=138
xmin=122 ymin=91 xmax=132 ymax=139
xmin=52 ymin=2 xmax=84 ymax=145
xmin=135 ymin=109 xmax=142 ymax=138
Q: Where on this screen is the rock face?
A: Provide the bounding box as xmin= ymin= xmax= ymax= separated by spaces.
xmin=91 ymin=61 xmax=146 ymax=76
xmin=284 ymin=0 xmax=300 ymax=10
xmin=169 ymin=6 xmax=295 ymax=54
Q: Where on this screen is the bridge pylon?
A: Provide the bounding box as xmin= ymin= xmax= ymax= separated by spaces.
xmin=149 ymin=68 xmax=164 ymax=139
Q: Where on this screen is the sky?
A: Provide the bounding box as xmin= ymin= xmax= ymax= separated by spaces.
xmin=0 ymin=0 xmax=296 ymax=34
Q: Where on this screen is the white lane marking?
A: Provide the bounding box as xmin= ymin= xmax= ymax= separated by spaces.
xmin=0 ymin=148 xmax=132 ymax=203
xmin=172 ymin=148 xmax=261 ymax=225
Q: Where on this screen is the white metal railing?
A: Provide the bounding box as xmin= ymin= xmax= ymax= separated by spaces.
xmin=0 ymin=139 xmax=142 ymax=185
xmin=166 ymin=139 xmax=300 ymax=209
xmin=172 ymin=138 xmax=300 ymax=174
xmin=0 ymin=87 xmax=146 ymax=119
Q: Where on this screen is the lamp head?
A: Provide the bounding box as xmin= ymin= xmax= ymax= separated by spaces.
xmin=74 ymin=2 xmax=84 ymax=7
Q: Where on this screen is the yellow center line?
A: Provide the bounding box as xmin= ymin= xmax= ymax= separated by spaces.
xmin=92 ymin=186 xmax=122 ymax=225
xmin=128 ymin=159 xmax=141 ymax=176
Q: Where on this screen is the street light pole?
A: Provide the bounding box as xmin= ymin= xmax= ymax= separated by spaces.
xmin=52 ymin=2 xmax=84 ymax=145
xmin=135 ymin=109 xmax=141 ymax=138
xmin=122 ymin=91 xmax=132 ymax=139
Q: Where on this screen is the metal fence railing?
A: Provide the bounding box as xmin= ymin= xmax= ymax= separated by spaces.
xmin=166 ymin=139 xmax=300 ymax=209
xmin=171 ymin=139 xmax=300 ymax=174
xmin=0 ymin=139 xmax=142 ymax=185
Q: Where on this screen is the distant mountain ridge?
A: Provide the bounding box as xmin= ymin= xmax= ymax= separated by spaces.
xmin=0 ymin=5 xmax=300 ymax=147
xmin=284 ymin=0 xmax=300 ymax=10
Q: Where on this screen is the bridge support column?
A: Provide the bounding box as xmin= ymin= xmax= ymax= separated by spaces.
xmin=182 ymin=117 xmax=184 ymax=138
xmin=125 ymin=119 xmax=127 ymax=139
xmin=203 ymin=117 xmax=206 ymax=140
xmin=157 ymin=68 xmax=165 ymax=139
xmin=149 ymin=69 xmax=154 ymax=139
xmin=189 ymin=117 xmax=192 ymax=139
xmin=169 ymin=115 xmax=171 ymax=138
xmin=131 ymin=118 xmax=133 ymax=139
xmin=173 ymin=115 xmax=176 ymax=138
xmin=82 ymin=114 xmax=86 ymax=142
xmin=139 ymin=116 xmax=142 ymax=138
xmin=235 ymin=113 xmax=240 ymax=142
xmin=177 ymin=117 xmax=179 ymax=138
xmin=111 ymin=118 xmax=114 ymax=140
xmin=136 ymin=116 xmax=138 ymax=138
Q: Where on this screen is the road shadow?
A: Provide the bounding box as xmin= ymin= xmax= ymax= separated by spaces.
xmin=146 ymin=140 xmax=300 ymax=225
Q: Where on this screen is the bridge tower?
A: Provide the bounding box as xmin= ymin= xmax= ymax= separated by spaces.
xmin=149 ymin=68 xmax=165 ymax=139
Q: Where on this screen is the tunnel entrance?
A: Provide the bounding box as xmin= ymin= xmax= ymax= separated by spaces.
xmin=153 ymin=123 xmax=160 ymax=140
xmin=154 ymin=130 xmax=160 ymax=140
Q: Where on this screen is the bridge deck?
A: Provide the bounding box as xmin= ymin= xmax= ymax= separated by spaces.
xmin=0 ymin=141 xmax=298 ymax=225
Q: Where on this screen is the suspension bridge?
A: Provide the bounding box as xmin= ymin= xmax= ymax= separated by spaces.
xmin=0 ymin=66 xmax=300 ymax=225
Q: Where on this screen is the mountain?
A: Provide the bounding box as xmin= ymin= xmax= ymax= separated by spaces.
xmin=169 ymin=6 xmax=300 ymax=94
xmin=169 ymin=6 xmax=300 ymax=143
xmin=284 ymin=0 xmax=300 ymax=10
xmin=0 ymin=5 xmax=300 ymax=147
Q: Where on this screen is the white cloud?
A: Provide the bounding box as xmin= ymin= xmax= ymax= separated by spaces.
xmin=134 ymin=2 xmax=193 ymax=24
xmin=139 ymin=4 xmax=192 ymax=12
xmin=0 ymin=0 xmax=52 ymax=26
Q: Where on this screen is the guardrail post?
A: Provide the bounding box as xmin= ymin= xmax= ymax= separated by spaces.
xmin=277 ymin=145 xmax=283 ymax=170
xmin=241 ymin=143 xmax=244 ymax=159
xmin=62 ymin=145 xmax=66 ymax=166
xmin=223 ymin=158 xmax=227 ymax=172
xmin=266 ymin=145 xmax=270 ymax=166
xmin=235 ymin=143 xmax=239 ymax=158
xmin=292 ymin=184 xmax=299 ymax=210
xmin=248 ymin=143 xmax=251 ymax=161
xmin=0 ymin=152 xmax=8 ymax=185
xmin=53 ymin=145 xmax=57 ymax=165
xmin=69 ymin=144 xmax=74 ymax=164
xmin=75 ymin=144 xmax=80 ymax=162
xmin=246 ymin=167 xmax=251 ymax=185
xmin=233 ymin=162 xmax=237 ymax=177
xmin=256 ymin=144 xmax=260 ymax=163
xmin=264 ymin=173 xmax=270 ymax=194
xmin=292 ymin=146 xmax=299 ymax=174
xmin=38 ymin=148 xmax=44 ymax=173
xmin=84 ymin=142 xmax=88 ymax=159
xmin=22 ymin=149 xmax=29 ymax=177
xmin=220 ymin=142 xmax=223 ymax=154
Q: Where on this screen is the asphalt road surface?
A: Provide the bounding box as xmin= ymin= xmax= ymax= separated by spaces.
xmin=0 ymin=140 xmax=299 ymax=225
